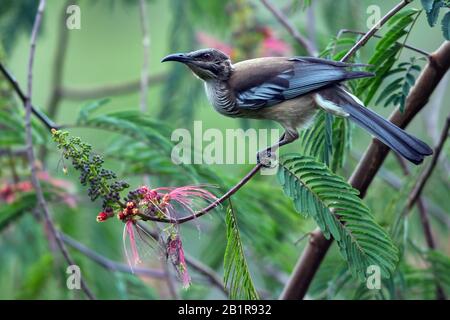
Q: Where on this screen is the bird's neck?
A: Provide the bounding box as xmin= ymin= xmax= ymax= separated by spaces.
xmin=204 ymin=79 xmax=238 ymax=116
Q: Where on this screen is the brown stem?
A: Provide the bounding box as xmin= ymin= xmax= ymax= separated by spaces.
xmin=39 ymin=0 xmax=72 ymax=163
xmin=61 ymin=233 xmax=166 ymax=278
xmin=281 ymin=41 xmax=450 ymax=300
xmin=260 ymin=0 xmax=317 ymax=56
xmin=140 ymin=164 xmax=263 ymax=224
xmin=137 ymin=222 xmax=228 ymax=296
xmin=23 ymin=0 xmax=95 ymax=300
xmin=395 ymin=126 xmax=448 ymax=300
xmin=340 ymin=0 xmax=413 ymax=62
xmin=46 ymin=0 xmax=72 ymax=120
xmin=139 ymin=0 xmax=150 ymax=113
xmin=404 ymin=116 xmax=450 ymax=214
xmin=0 ymin=63 xmax=58 ymax=130
xmin=337 ymin=29 xmax=430 ymax=57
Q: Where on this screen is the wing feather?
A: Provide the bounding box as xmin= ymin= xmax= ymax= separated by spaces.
xmin=231 ymin=57 xmax=373 ymax=110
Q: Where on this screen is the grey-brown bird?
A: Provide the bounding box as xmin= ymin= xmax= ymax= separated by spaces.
xmin=161 ymin=48 xmax=432 ymax=165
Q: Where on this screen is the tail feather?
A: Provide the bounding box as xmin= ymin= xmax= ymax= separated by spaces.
xmin=318 ymin=86 xmax=433 ymax=165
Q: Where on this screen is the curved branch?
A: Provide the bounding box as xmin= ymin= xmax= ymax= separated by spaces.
xmin=0 ymin=63 xmax=58 ymax=130
xmin=260 ymin=0 xmax=317 ymax=56
xmin=281 ymin=41 xmax=450 ymax=300
xmin=340 ymin=0 xmax=413 ymax=62
xmin=404 ymin=116 xmax=450 ymax=214
xmin=61 ymin=233 xmax=166 ymax=279
xmin=23 ymin=0 xmax=95 ymax=300
xmin=140 ymin=164 xmax=263 ymax=224
xmin=337 ymin=29 xmax=430 ymax=57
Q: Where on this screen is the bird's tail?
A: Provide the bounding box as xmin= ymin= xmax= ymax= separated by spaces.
xmin=317 ymin=85 xmax=433 ymax=164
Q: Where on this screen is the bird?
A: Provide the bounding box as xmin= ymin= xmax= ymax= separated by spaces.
xmin=161 ymin=48 xmax=432 ymax=165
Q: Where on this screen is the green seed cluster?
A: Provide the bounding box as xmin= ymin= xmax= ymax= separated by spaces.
xmin=52 ymin=129 xmax=129 ymax=210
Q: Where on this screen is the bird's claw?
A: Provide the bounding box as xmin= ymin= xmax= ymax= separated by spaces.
xmin=256 ymin=149 xmax=277 ymax=168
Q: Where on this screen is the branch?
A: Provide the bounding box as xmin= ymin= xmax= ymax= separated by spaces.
xmin=281 ymin=41 xmax=450 ymax=300
xmin=396 ymin=134 xmax=448 ymax=300
xmin=137 ymin=222 xmax=228 ymax=296
xmin=0 ymin=63 xmax=58 ymax=130
xmin=260 ymin=0 xmax=317 ymax=56
xmin=139 ymin=164 xmax=263 ymax=224
xmin=340 ymin=0 xmax=413 ymax=62
xmin=337 ymin=29 xmax=430 ymax=57
xmin=139 ymin=0 xmax=150 ymax=113
xmin=59 ymin=73 xmax=166 ymax=101
xmin=46 ymin=0 xmax=72 ymax=120
xmin=350 ymin=151 xmax=450 ymax=228
xmin=60 ymin=233 xmax=166 ymax=278
xmin=404 ymin=116 xmax=450 ymax=214
xmin=23 ymin=0 xmax=95 ymax=300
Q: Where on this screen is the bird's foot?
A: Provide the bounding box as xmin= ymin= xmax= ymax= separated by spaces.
xmin=256 ymin=149 xmax=277 ymax=168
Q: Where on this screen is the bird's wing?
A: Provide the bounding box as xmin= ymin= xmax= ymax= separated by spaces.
xmin=230 ymin=57 xmax=373 ymax=110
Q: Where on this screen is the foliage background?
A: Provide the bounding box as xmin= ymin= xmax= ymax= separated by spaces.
xmin=0 ymin=0 xmax=448 ymax=299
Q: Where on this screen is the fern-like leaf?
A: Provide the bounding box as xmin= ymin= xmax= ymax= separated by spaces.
xmin=299 ymin=112 xmax=333 ymax=166
xmin=278 ymin=154 xmax=399 ymax=280
xmin=223 ymin=202 xmax=259 ymax=300
xmin=355 ymin=8 xmax=420 ymax=105
xmin=375 ymin=57 xmax=424 ymax=112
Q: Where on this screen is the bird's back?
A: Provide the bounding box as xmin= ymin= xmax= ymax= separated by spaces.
xmin=229 ymin=56 xmax=373 ymax=110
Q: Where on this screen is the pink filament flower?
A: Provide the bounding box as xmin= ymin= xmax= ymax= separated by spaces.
xmin=260 ymin=27 xmax=292 ymax=56
xmin=114 ymin=184 xmax=216 ymax=287
xmin=167 ymin=234 xmax=191 ymax=289
xmin=123 ymin=220 xmax=142 ymax=268
xmin=153 ymin=185 xmax=217 ymax=218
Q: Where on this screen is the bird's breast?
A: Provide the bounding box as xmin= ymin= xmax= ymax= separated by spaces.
xmin=204 ymin=81 xmax=240 ymax=117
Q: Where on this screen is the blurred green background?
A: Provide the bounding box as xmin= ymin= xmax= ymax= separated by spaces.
xmin=0 ymin=0 xmax=449 ymax=300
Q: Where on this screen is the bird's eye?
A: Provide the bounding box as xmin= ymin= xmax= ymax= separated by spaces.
xmin=202 ymin=53 xmax=213 ymax=60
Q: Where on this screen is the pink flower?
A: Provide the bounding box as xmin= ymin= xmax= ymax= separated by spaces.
xmin=260 ymin=27 xmax=292 ymax=56
xmin=105 ymin=184 xmax=216 ymax=288
xmin=0 ymin=184 xmax=15 ymax=203
xmin=152 ymin=185 xmax=217 ymax=219
xmin=167 ymin=234 xmax=191 ymax=289
xmin=96 ymin=211 xmax=114 ymax=222
xmin=123 ymin=220 xmax=142 ymax=268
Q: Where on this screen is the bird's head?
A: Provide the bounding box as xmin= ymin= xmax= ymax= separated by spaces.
xmin=161 ymin=48 xmax=233 ymax=81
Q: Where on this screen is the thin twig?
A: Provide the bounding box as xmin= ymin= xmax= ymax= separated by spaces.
xmin=137 ymin=222 xmax=228 ymax=296
xmin=305 ymin=1 xmax=317 ymax=53
xmin=404 ymin=116 xmax=450 ymax=213
xmin=61 ymin=233 xmax=166 ymax=278
xmin=0 ymin=148 xmax=28 ymax=157
xmin=396 ymin=143 xmax=446 ymax=300
xmin=260 ymin=0 xmax=317 ymax=56
xmin=139 ymin=0 xmax=150 ymax=113
xmin=23 ymin=0 xmax=95 ymax=300
xmin=337 ymin=29 xmax=430 ymax=57
xmin=46 ymin=0 xmax=72 ymax=120
xmin=350 ymin=151 xmax=450 ymax=228
xmin=340 ymin=0 xmax=413 ymax=62
xmin=140 ymin=164 xmax=263 ymax=224
xmin=280 ymin=0 xmax=448 ymax=300
xmin=59 ymin=74 xmax=166 ymax=101
xmin=40 ymin=0 xmax=73 ymax=163
xmin=0 ymin=63 xmax=58 ymax=130
xmin=281 ymin=41 xmax=450 ymax=300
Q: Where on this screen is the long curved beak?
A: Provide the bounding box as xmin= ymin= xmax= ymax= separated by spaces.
xmin=161 ymin=53 xmax=191 ymax=63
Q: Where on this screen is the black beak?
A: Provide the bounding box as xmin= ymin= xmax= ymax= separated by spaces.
xmin=161 ymin=53 xmax=191 ymax=63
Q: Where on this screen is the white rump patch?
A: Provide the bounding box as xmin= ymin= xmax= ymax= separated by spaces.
xmin=342 ymin=88 xmax=365 ymax=106
xmin=314 ymin=93 xmax=349 ymax=117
